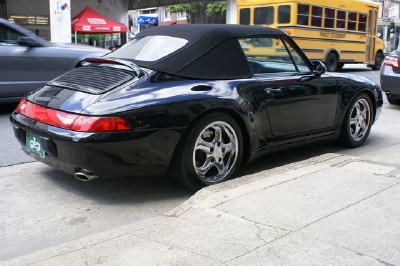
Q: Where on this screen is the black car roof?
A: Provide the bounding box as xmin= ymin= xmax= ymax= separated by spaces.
xmin=132 ymin=24 xmax=287 ymax=80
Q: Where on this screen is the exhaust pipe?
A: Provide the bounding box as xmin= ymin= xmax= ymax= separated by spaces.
xmin=386 ymin=91 xmax=392 ymax=97
xmin=74 ymin=169 xmax=98 ymax=181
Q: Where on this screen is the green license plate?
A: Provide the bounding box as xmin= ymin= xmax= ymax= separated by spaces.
xmin=26 ymin=132 xmax=45 ymax=158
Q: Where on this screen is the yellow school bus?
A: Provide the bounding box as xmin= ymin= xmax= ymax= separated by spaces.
xmin=237 ymin=0 xmax=384 ymax=71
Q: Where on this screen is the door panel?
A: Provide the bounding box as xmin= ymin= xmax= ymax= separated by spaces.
xmin=259 ymin=74 xmax=338 ymax=137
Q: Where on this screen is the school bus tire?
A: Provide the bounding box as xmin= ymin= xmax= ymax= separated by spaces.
xmin=325 ymin=52 xmax=339 ymax=72
xmin=371 ymin=52 xmax=383 ymax=70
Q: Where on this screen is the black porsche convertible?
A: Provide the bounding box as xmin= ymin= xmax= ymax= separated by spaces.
xmin=10 ymin=24 xmax=383 ymax=190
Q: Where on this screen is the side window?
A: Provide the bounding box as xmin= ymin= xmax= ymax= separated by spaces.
xmin=239 ymin=8 xmax=250 ymax=25
xmin=358 ymin=13 xmax=367 ymax=32
xmin=311 ymin=6 xmax=322 ymax=27
xmin=336 ymin=10 xmax=346 ymax=29
xmin=278 ymin=5 xmax=291 ymax=24
xmin=324 ymin=8 xmax=335 ymax=28
xmin=297 ymin=4 xmax=310 ymax=26
xmin=0 ymin=26 xmax=23 ymax=46
xmin=282 ymin=39 xmax=310 ymax=72
xmin=254 ymin=7 xmax=274 ymax=25
xmin=348 ymin=12 xmax=357 ymax=31
xmin=237 ymin=37 xmax=310 ymax=74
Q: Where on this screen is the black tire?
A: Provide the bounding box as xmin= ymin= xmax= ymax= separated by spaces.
xmin=387 ymin=97 xmax=400 ymax=105
xmin=326 ymin=52 xmax=339 ymax=72
xmin=168 ymin=112 xmax=243 ymax=191
xmin=371 ymin=52 xmax=383 ymax=70
xmin=337 ymin=63 xmax=345 ymax=71
xmin=339 ymin=93 xmax=373 ymax=148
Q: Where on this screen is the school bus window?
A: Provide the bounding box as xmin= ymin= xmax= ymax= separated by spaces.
xmin=278 ymin=5 xmax=291 ymax=24
xmin=358 ymin=13 xmax=366 ymax=32
xmin=297 ymin=4 xmax=310 ymax=26
xmin=324 ymin=8 xmax=335 ymax=28
xmin=336 ymin=10 xmax=346 ymax=29
xmin=348 ymin=12 xmax=357 ymax=31
xmin=311 ymin=6 xmax=322 ymax=27
xmin=254 ymin=7 xmax=274 ymax=25
xmin=239 ymin=8 xmax=250 ymax=25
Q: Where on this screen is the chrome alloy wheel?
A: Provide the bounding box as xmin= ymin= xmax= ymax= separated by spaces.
xmin=349 ymin=98 xmax=371 ymax=142
xmin=192 ymin=121 xmax=239 ymax=184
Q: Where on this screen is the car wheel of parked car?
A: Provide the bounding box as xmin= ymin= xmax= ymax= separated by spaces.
xmin=326 ymin=52 xmax=339 ymax=72
xmin=339 ymin=93 xmax=373 ymax=148
xmin=387 ymin=97 xmax=400 ymax=105
xmin=169 ymin=112 xmax=243 ymax=191
xmin=371 ymin=52 xmax=383 ymax=70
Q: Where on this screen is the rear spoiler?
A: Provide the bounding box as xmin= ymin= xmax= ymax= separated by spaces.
xmin=84 ymin=57 xmax=145 ymax=78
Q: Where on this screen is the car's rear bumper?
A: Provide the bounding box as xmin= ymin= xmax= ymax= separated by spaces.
xmin=10 ymin=112 xmax=181 ymax=179
xmin=380 ymin=72 xmax=400 ymax=99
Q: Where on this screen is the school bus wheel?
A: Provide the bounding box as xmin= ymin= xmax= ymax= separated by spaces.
xmin=325 ymin=52 xmax=339 ymax=72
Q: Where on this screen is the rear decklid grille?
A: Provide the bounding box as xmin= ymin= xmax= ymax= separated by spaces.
xmin=48 ymin=66 xmax=135 ymax=94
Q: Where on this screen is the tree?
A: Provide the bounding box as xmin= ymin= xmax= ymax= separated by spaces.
xmin=168 ymin=3 xmax=203 ymax=23
xmin=206 ymin=2 xmax=226 ymax=18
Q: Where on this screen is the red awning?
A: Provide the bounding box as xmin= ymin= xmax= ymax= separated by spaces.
xmin=71 ymin=6 xmax=127 ymax=33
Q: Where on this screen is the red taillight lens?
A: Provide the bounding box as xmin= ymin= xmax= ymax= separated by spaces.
xmin=16 ymin=99 xmax=131 ymax=132
xmin=383 ymin=56 xmax=400 ymax=68
xmin=70 ymin=116 xmax=131 ymax=132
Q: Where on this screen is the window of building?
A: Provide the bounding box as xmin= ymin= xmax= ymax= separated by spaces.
xmin=163 ymin=9 xmax=171 ymax=21
xmin=8 ymin=14 xmax=49 ymax=26
xmin=311 ymin=6 xmax=322 ymax=27
xmin=278 ymin=5 xmax=291 ymax=23
xmin=254 ymin=7 xmax=274 ymax=25
xmin=324 ymin=8 xmax=335 ymax=28
xmin=239 ymin=8 xmax=250 ymax=25
xmin=348 ymin=12 xmax=357 ymax=31
xmin=297 ymin=4 xmax=310 ymax=26
xmin=358 ymin=13 xmax=367 ymax=32
xmin=336 ymin=10 xmax=346 ymax=29
xmin=177 ymin=11 xmax=187 ymax=20
xmin=139 ymin=8 xmax=157 ymax=15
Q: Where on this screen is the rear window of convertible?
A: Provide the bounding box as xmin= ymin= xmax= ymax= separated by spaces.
xmin=105 ymin=36 xmax=188 ymax=61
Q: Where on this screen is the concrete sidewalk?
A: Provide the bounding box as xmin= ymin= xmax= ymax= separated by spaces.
xmin=3 ymin=153 xmax=400 ymax=266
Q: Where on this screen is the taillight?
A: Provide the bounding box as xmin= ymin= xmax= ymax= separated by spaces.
xmin=383 ymin=55 xmax=400 ymax=68
xmin=16 ymin=98 xmax=131 ymax=132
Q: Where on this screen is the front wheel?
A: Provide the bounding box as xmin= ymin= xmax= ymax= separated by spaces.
xmin=371 ymin=52 xmax=383 ymax=70
xmin=339 ymin=93 xmax=373 ymax=148
xmin=169 ymin=112 xmax=243 ymax=191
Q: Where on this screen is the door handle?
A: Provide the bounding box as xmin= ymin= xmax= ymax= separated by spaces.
xmin=265 ymin=87 xmax=282 ymax=94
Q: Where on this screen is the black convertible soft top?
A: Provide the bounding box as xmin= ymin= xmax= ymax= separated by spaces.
xmin=132 ymin=24 xmax=287 ymax=80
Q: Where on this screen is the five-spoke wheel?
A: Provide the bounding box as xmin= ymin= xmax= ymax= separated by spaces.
xmin=339 ymin=93 xmax=373 ymax=147
xmin=169 ymin=112 xmax=243 ymax=191
xmin=193 ymin=121 xmax=239 ymax=184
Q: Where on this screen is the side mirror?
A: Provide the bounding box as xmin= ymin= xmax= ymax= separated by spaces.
xmin=19 ymin=36 xmax=41 ymax=48
xmin=312 ymin=61 xmax=327 ymax=76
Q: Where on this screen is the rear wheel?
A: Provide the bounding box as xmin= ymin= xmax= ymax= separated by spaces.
xmin=169 ymin=112 xmax=243 ymax=191
xmin=325 ymin=52 xmax=339 ymax=72
xmin=371 ymin=52 xmax=383 ymax=70
xmin=339 ymin=93 xmax=373 ymax=148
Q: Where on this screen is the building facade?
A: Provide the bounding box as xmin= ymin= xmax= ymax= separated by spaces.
xmin=1 ymin=0 xmax=129 ymax=41
xmin=376 ymin=0 xmax=400 ymax=52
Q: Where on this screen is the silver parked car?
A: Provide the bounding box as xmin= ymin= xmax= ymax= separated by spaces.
xmin=380 ymin=50 xmax=400 ymax=104
xmin=0 ymin=18 xmax=108 ymax=103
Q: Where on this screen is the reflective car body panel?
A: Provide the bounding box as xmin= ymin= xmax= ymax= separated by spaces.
xmin=0 ymin=18 xmax=108 ymax=103
xmin=9 ymin=24 xmax=383 ymax=187
xmin=380 ymin=50 xmax=400 ymax=103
